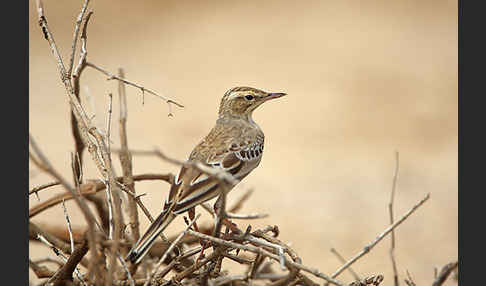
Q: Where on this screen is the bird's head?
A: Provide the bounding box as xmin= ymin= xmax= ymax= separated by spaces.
xmin=218 ymin=86 xmax=286 ymax=119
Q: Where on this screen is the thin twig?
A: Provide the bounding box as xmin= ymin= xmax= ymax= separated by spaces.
xmin=100 ymin=93 xmax=125 ymax=286
xmin=117 ymin=252 xmax=135 ymax=286
xmin=70 ymin=10 xmax=93 ymax=184
xmin=29 ymin=173 xmax=173 ymax=218
xmin=29 ymin=134 xmax=100 ymax=280
xmin=106 ymin=93 xmax=113 ymax=154
xmin=330 ymin=248 xmax=360 ymax=281
xmin=127 ymin=148 xmax=239 ymax=186
xmin=67 ymin=0 xmax=90 ymax=77
xmin=226 ymin=212 xmax=268 ymax=220
xmin=37 ymin=233 xmax=86 ymax=285
xmin=116 ymin=181 xmax=155 ymax=223
xmin=29 ymin=181 xmax=60 ymax=198
xmin=404 ymin=270 xmax=416 ymax=286
xmin=212 ymin=191 xmax=228 ymax=238
xmin=117 ymin=67 xmax=141 ymax=248
xmin=143 ymin=214 xmax=201 ymax=286
xmin=73 ymin=11 xmax=92 ymax=78
xmin=238 ymin=233 xmax=287 ymax=270
xmin=172 ymin=249 xmax=224 ymax=282
xmin=331 ymin=193 xmax=431 ymax=279
xmin=432 ymin=261 xmax=458 ymax=286
xmin=85 ymin=62 xmax=184 ymax=115
xmin=389 ymin=151 xmax=400 ymax=286
xmin=71 ymin=152 xmax=83 ymax=187
xmin=104 ymin=180 xmax=115 ymax=240
xmin=61 ymin=200 xmax=75 ymax=253
xmin=30 ymin=222 xmax=73 ymax=256
xmin=250 ymin=227 xmax=303 ymax=280
xmin=153 ymin=246 xmax=203 ymax=281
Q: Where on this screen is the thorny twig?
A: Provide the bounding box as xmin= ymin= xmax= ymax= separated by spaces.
xmin=85 ymin=62 xmax=184 ymax=116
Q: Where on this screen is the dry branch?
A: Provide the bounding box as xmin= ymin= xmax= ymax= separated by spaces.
xmin=389 ymin=151 xmax=400 ymax=286
xmin=330 ymin=248 xmax=361 ymax=281
xmin=85 ymin=62 xmax=183 ymax=116
xmin=432 ymin=261 xmax=458 ymax=286
xmin=67 ymin=0 xmax=90 ymax=77
xmin=29 ymin=135 xmax=100 ymax=281
xmin=61 ymin=200 xmax=75 ymax=253
xmin=126 ymin=148 xmax=239 ymax=186
xmin=348 ymin=274 xmax=384 ymax=286
xmin=30 ymin=259 xmax=56 ymax=279
xmin=185 ymin=230 xmax=345 ymax=286
xmin=70 ymin=8 xmax=92 ymax=185
xmin=331 ymin=193 xmax=430 ymax=279
xmin=117 ymin=67 xmax=140 ymax=246
xmin=143 ymin=214 xmax=201 ymax=286
xmin=51 ymin=238 xmax=89 ymax=286
xmin=30 ymin=181 xmax=61 ymax=198
xmin=29 ymin=174 xmax=173 ymax=218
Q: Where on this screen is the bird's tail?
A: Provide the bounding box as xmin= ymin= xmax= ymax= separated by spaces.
xmin=125 ymin=209 xmax=176 ymax=264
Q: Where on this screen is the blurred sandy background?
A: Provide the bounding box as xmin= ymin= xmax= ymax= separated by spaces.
xmin=29 ymin=0 xmax=457 ymax=285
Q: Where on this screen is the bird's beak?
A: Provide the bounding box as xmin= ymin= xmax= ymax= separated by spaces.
xmin=264 ymin=92 xmax=287 ymax=101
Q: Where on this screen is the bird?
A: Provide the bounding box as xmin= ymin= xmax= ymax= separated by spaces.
xmin=126 ymin=86 xmax=286 ymax=264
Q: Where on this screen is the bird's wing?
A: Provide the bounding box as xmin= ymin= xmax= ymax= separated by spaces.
xmin=165 ymin=133 xmax=264 ymax=215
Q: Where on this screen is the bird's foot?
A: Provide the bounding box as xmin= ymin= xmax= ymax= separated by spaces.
xmin=194 ymin=239 xmax=211 ymax=264
xmin=222 ymin=217 xmax=242 ymax=235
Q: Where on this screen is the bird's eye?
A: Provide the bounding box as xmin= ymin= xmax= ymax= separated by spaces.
xmin=244 ymin=95 xmax=254 ymax=100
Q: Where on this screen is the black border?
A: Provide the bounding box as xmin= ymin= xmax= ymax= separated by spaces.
xmin=6 ymin=0 xmax=29 ymax=284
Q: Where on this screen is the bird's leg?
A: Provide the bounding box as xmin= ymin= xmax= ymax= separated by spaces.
xmin=188 ymin=208 xmax=201 ymax=233
xmin=213 ymin=198 xmax=241 ymax=235
xmin=188 ymin=208 xmax=211 ymax=264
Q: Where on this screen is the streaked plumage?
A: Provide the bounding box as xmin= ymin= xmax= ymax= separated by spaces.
xmin=126 ymin=86 xmax=285 ymax=264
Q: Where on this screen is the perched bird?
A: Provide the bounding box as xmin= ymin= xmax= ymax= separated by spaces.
xmin=126 ymin=86 xmax=286 ymax=264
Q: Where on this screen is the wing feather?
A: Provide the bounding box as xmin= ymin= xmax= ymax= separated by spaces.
xmin=165 ymin=136 xmax=263 ymax=214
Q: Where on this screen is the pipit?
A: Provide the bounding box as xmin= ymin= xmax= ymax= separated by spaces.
xmin=126 ymin=86 xmax=286 ymax=264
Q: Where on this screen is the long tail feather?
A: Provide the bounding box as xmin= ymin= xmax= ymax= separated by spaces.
xmin=125 ymin=210 xmax=176 ymax=264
